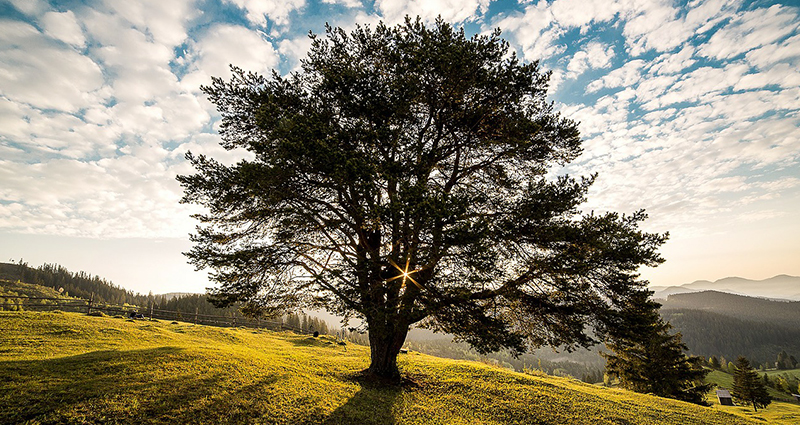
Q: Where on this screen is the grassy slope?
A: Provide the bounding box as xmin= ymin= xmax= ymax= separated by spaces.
xmin=0 ymin=279 xmax=70 ymax=299
xmin=0 ymin=312 xmax=780 ymax=425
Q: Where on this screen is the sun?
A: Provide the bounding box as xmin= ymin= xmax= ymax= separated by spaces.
xmin=387 ymin=256 xmax=420 ymax=288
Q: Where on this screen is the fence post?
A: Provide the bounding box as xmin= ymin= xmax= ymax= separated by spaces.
xmin=87 ymin=293 xmax=94 ymax=314
xmin=150 ymin=301 xmax=153 ymax=320
xmin=195 ymin=307 xmax=198 ymax=324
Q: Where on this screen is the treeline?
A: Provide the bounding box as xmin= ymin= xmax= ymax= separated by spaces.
xmin=662 ymin=309 xmax=800 ymax=364
xmin=0 ymin=261 xmax=150 ymax=306
xmin=0 ymin=261 xmax=344 ymax=336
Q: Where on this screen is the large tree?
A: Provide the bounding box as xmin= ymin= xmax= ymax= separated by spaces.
xmin=602 ymin=290 xmax=710 ymax=405
xmin=178 ymin=18 xmax=667 ymax=379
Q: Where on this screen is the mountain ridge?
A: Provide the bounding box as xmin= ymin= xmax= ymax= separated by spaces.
xmin=651 ymin=274 xmax=800 ymax=300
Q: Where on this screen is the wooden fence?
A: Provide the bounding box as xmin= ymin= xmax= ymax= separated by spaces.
xmin=0 ymin=294 xmax=310 ymax=334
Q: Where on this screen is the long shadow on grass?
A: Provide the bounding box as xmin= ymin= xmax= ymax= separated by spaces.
xmin=0 ymin=346 xmax=279 ymax=424
xmin=322 ymin=373 xmax=404 ymax=425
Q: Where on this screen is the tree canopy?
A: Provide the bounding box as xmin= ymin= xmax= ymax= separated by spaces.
xmin=178 ymin=18 xmax=667 ymax=379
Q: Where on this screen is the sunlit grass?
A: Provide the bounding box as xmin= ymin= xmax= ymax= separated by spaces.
xmin=0 ymin=311 xmax=781 ymax=424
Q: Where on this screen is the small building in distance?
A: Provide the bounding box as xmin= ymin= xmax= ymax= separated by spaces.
xmin=717 ymin=389 xmax=734 ymax=406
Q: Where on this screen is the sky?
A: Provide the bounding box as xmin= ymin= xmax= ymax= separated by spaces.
xmin=0 ymin=0 xmax=798 ymax=295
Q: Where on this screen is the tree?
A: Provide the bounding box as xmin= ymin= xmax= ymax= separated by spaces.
xmin=602 ymin=290 xmax=710 ymax=404
xmin=178 ymin=18 xmax=667 ymax=380
xmin=709 ymin=355 xmax=721 ymax=369
xmin=732 ymin=356 xmax=771 ymax=411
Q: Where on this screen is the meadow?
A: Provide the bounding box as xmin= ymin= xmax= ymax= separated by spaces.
xmin=1 ymin=310 xmax=795 ymax=424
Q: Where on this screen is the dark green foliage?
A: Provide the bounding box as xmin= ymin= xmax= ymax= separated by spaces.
xmin=709 ymin=356 xmax=721 ymax=369
xmin=178 ymin=18 xmax=666 ymax=379
xmin=661 ymin=309 xmax=800 ymax=365
xmin=732 ymin=356 xmax=771 ymax=411
xmin=602 ymin=291 xmax=710 ymax=405
xmin=777 ymin=350 xmax=798 ymax=370
xmin=661 ymin=291 xmax=800 ymax=328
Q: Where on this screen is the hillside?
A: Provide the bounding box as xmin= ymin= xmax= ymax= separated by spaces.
xmin=0 ymin=311 xmax=778 ymax=425
xmin=662 ymin=309 xmax=800 ymax=365
xmin=661 ymin=291 xmax=800 ymax=327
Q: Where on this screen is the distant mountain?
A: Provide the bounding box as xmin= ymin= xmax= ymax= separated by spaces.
xmin=650 ymin=285 xmax=698 ymax=299
xmin=652 ymin=274 xmax=800 ymax=300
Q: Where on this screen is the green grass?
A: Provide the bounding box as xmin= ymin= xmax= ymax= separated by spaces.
xmin=0 ymin=311 xmax=786 ymax=425
xmin=0 ymin=279 xmax=72 ymax=299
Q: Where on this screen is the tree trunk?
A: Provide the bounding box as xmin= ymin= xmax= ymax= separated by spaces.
xmin=367 ymin=318 xmax=409 ymax=380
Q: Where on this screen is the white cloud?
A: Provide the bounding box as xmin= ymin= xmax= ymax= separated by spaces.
xmin=6 ymin=0 xmax=48 ymax=16
xmin=40 ymin=11 xmax=86 ymax=47
xmin=649 ymin=45 xmax=696 ymax=75
xmin=494 ymin=2 xmax=564 ymax=62
xmin=223 ymin=0 xmax=306 ymax=27
xmin=99 ymin=0 xmax=198 ymax=47
xmin=376 ymin=0 xmax=491 ymax=25
xmin=744 ymin=33 xmax=800 ymax=69
xmin=586 ymin=59 xmax=644 ymax=92
xmin=181 ymin=24 xmax=280 ymax=91
xmin=566 ymin=41 xmax=614 ymax=77
xmin=699 ymin=4 xmax=800 ymax=61
xmin=322 ymin=0 xmax=362 ymax=7
xmin=550 ymin=0 xmax=619 ymax=29
xmin=0 ymin=20 xmax=105 ymax=112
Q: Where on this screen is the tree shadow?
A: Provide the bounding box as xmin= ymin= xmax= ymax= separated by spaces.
xmin=1 ymin=347 xmax=282 ymax=424
xmin=321 ymin=371 xmax=408 ymax=425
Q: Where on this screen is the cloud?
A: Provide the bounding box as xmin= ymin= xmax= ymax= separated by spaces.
xmin=5 ymin=0 xmax=49 ymax=16
xmin=375 ymin=0 xmax=491 ymax=25
xmin=99 ymin=0 xmax=198 ymax=47
xmin=566 ymin=41 xmax=614 ymax=77
xmin=223 ymin=0 xmax=306 ymax=27
xmin=40 ymin=11 xmax=86 ymax=47
xmin=181 ymin=24 xmax=280 ymax=91
xmin=586 ymin=59 xmax=645 ymax=92
xmin=494 ymin=2 xmax=564 ymax=62
xmin=0 ymin=20 xmax=105 ymax=112
xmin=699 ymin=4 xmax=800 ymax=61
xmin=549 ymin=0 xmax=619 ymax=29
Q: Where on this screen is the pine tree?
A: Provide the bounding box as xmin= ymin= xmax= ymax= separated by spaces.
xmin=732 ymin=356 xmax=771 ymax=411
xmin=178 ymin=18 xmax=667 ymax=380
xmin=602 ymin=291 xmax=710 ymax=405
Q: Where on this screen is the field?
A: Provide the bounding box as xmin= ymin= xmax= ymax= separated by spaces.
xmin=0 ymin=311 xmax=793 ymax=425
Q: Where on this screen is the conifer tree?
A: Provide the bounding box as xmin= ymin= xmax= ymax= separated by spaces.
xmin=732 ymin=356 xmax=771 ymax=411
xmin=179 ymin=18 xmax=667 ymax=380
xmin=602 ymin=291 xmax=710 ymax=405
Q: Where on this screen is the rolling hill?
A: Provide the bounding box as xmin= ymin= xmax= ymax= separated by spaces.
xmin=661 ymin=290 xmax=800 ymax=328
xmin=1 ymin=310 xmax=786 ymax=425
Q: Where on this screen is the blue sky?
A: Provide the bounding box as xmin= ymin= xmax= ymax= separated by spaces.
xmin=1 ymin=0 xmax=798 ymax=294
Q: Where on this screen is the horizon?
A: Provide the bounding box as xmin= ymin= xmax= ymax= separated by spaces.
xmin=1 ymin=0 xmax=799 ymax=294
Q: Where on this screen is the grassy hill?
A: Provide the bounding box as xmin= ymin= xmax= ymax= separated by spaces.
xmin=2 ymin=311 xmax=791 ymax=425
